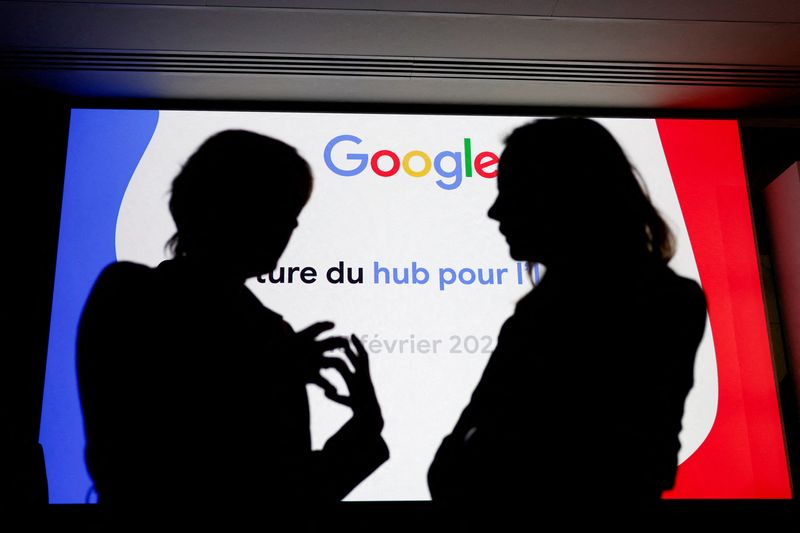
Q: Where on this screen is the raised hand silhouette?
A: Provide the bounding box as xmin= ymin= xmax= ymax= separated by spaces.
xmin=77 ymin=131 xmax=389 ymax=524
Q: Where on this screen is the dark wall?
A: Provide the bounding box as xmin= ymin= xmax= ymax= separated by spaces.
xmin=741 ymin=123 xmax=800 ymax=499
xmin=1 ymin=83 xmax=69 ymax=507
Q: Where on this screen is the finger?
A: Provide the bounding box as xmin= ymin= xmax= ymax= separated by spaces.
xmin=324 ymin=389 xmax=352 ymax=407
xmin=310 ymin=374 xmax=352 ymax=407
xmin=340 ymin=341 xmax=359 ymax=373
xmin=309 ymin=373 xmax=339 ymax=397
xmin=350 ymin=334 xmax=371 ymax=371
xmin=297 ymin=321 xmax=335 ymax=339
xmin=315 ymin=336 xmax=350 ymax=353
xmin=319 ymin=356 xmax=355 ymax=386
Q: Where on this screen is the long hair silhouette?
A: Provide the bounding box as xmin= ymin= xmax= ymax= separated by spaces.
xmin=496 ymin=118 xmax=673 ymax=264
xmin=430 ymin=118 xmax=707 ymax=522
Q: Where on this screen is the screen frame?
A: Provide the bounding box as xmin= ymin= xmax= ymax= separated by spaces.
xmin=31 ymin=97 xmax=797 ymax=509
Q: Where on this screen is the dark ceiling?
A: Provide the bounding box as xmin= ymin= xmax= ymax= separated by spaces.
xmin=1 ymin=0 xmax=800 ymax=111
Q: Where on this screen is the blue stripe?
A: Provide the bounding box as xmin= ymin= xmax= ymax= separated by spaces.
xmin=40 ymin=109 xmax=159 ymax=503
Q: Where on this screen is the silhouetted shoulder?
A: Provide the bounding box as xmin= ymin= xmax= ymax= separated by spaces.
xmin=86 ymin=261 xmax=155 ymax=305
xmin=100 ymin=260 xmax=152 ymax=278
xmin=77 ymin=262 xmax=159 ymax=505
xmin=79 ymin=262 xmax=156 ymax=339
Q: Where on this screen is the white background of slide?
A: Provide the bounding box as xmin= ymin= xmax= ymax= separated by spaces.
xmin=117 ymin=111 xmax=717 ymax=500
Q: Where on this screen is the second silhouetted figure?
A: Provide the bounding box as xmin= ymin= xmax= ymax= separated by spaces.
xmin=428 ymin=118 xmax=707 ymax=517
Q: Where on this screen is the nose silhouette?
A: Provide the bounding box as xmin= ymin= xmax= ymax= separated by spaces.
xmin=487 ymin=197 xmax=500 ymax=221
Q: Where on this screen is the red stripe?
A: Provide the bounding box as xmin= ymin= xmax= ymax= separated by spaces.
xmin=657 ymin=119 xmax=791 ymax=498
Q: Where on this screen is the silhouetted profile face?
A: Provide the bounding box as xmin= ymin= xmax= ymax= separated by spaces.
xmin=488 ymin=123 xmax=581 ymax=266
xmin=168 ymin=130 xmax=313 ymax=280
xmin=488 ymin=144 xmax=556 ymax=264
xmin=488 ymin=118 xmax=674 ymax=268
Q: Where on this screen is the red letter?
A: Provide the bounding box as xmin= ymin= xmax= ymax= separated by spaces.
xmin=371 ymin=150 xmax=401 ymax=177
xmin=474 ymin=151 xmax=499 ymax=178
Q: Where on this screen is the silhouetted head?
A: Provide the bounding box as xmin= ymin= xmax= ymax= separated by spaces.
xmin=488 ymin=118 xmax=673 ymax=269
xmin=167 ymin=130 xmax=312 ymax=279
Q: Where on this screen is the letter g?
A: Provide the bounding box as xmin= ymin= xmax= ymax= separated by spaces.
xmin=324 ymin=135 xmax=368 ymax=177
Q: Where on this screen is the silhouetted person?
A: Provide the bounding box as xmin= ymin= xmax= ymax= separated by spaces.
xmin=428 ymin=118 xmax=707 ymax=520
xmin=77 ymin=130 xmax=388 ymax=521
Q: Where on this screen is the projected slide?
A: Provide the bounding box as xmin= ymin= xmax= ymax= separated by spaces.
xmin=41 ymin=109 xmax=791 ymax=502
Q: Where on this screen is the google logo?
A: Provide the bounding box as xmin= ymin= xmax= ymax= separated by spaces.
xmin=323 ymin=134 xmax=499 ymax=191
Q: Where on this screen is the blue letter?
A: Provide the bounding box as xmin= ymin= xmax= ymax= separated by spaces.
xmin=434 ymin=151 xmax=463 ymax=190
xmin=374 ymin=261 xmax=390 ymax=284
xmin=438 ymin=268 xmax=456 ymax=291
xmin=324 ymin=135 xmax=368 ymax=177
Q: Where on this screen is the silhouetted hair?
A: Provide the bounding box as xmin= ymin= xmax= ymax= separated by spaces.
xmin=502 ymin=118 xmax=674 ymax=262
xmin=167 ymin=130 xmax=313 ymax=256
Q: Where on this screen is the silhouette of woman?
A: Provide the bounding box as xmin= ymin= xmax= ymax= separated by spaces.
xmin=428 ymin=118 xmax=707 ymax=512
xmin=77 ymin=130 xmax=388 ymax=516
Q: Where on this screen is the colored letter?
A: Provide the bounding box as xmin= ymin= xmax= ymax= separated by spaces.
xmin=402 ymin=151 xmax=432 ymax=178
xmin=412 ymin=262 xmax=430 ymax=284
xmin=324 ymin=135 xmax=368 ymax=177
xmin=374 ymin=261 xmax=390 ymax=284
xmin=464 ymin=138 xmax=473 ymax=177
xmin=371 ymin=150 xmax=401 ymax=177
xmin=438 ymin=268 xmax=456 ymax=290
xmin=475 ymin=151 xmax=499 ymax=178
xmin=434 ymin=151 xmax=463 ymax=190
